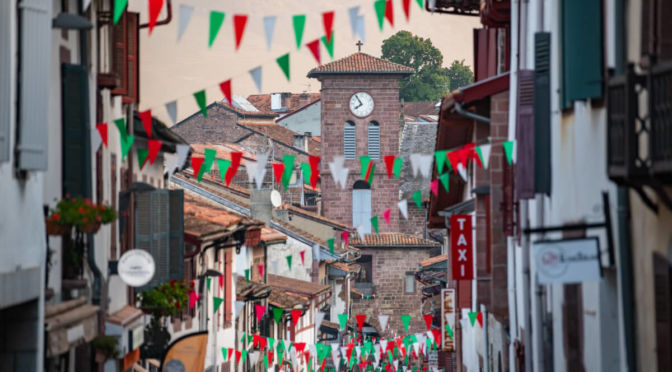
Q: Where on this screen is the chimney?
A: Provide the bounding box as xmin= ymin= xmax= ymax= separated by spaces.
xmin=270 ymin=93 xmax=282 ymax=112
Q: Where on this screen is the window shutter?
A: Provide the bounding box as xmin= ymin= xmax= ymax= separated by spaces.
xmin=135 ymin=190 xmax=170 ymax=291
xmin=344 ymin=122 xmax=356 ymax=160
xmin=515 ymin=70 xmax=535 ymax=200
xmin=352 ymin=189 xmax=371 ymax=234
xmin=62 ymin=64 xmax=92 ymax=198
xmin=561 ymin=0 xmax=603 ymax=108
xmin=0 ymin=0 xmax=11 ymax=162
xmin=17 ymin=0 xmax=51 ymax=170
xmin=168 ymin=190 xmax=184 ymax=281
xmin=534 ymin=32 xmax=552 ymax=196
xmin=224 ymin=250 xmax=232 ymax=323
xmin=368 ymin=122 xmax=380 ymax=160
xmin=111 ymin=12 xmax=126 ymax=91
xmin=653 ymin=253 xmax=672 ymax=371
xmin=111 ymin=12 xmax=139 ymax=103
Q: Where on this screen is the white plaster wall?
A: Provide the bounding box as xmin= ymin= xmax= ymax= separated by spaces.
xmin=277 ymin=101 xmax=322 ymax=136
xmin=267 ymin=237 xmax=313 ymax=282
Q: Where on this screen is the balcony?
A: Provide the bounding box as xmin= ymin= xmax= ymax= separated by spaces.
xmin=650 ymin=61 xmax=672 ymax=183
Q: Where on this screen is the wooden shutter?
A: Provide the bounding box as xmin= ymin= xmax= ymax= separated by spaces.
xmin=344 ymin=122 xmax=356 ymax=160
xmin=515 ymin=70 xmax=535 ymax=200
xmin=224 ymin=250 xmax=233 ymax=323
xmin=502 ymin=153 xmax=515 ymax=237
xmin=18 ymin=0 xmax=51 ymax=170
xmin=352 ymin=189 xmax=371 ymax=234
xmin=135 ymin=190 xmax=170 ymax=291
xmin=62 ymin=64 xmax=92 ymax=198
xmin=168 ymin=190 xmax=184 ymax=281
xmin=534 ymin=32 xmax=552 ymax=195
xmin=0 ymin=0 xmax=11 ymax=162
xmin=642 ymin=0 xmax=672 ymax=64
xmin=653 ymin=253 xmax=672 ymax=371
xmin=368 ymin=122 xmax=380 ymax=160
xmin=111 ymin=12 xmax=139 ymax=103
xmin=111 ymin=154 xmax=118 ymax=259
xmin=561 ymin=0 xmax=603 ymax=108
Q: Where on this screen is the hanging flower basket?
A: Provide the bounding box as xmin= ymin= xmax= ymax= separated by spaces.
xmin=46 ymin=196 xmax=116 ymax=235
xmin=45 ymin=216 xmax=71 ymax=236
xmin=78 ymin=222 xmax=101 ymax=234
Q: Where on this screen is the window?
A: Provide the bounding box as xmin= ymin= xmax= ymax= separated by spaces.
xmin=357 ymin=255 xmax=373 ymax=283
xmin=111 ymin=12 xmax=139 ymax=103
xmin=368 ymin=121 xmax=380 ymax=160
xmin=62 ymin=64 xmax=92 ymax=197
xmin=344 ymin=121 xmax=356 ymax=160
xmin=405 ymin=273 xmax=415 ymax=293
xmin=352 ymin=180 xmax=371 ymax=235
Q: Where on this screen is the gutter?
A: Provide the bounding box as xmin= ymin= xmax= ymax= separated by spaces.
xmin=454 ymin=102 xmax=491 ymax=124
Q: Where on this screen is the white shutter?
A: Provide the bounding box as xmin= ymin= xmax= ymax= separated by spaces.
xmin=17 ymin=0 xmax=52 ymax=170
xmin=368 ymin=122 xmax=380 ymax=160
xmin=344 ymin=122 xmax=356 ymax=160
xmin=0 ymin=0 xmax=12 ymax=162
xmin=352 ymin=189 xmax=371 ymax=235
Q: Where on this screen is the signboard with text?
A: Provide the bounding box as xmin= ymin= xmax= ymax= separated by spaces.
xmin=450 ymin=214 xmax=473 ymax=280
xmin=441 ymin=289 xmax=456 ymax=352
xmin=534 ymin=237 xmax=602 ymax=284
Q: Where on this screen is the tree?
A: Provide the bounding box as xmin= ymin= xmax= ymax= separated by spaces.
xmin=446 ymin=60 xmax=474 ymax=91
xmin=381 ymin=31 xmax=473 ymax=101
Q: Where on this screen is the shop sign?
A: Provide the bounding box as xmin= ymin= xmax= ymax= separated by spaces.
xmin=118 ymin=249 xmax=155 ymax=287
xmin=534 ymin=237 xmax=602 ymax=284
xmin=450 ymin=214 xmax=473 ymax=280
xmin=441 ymin=289 xmax=456 ymax=352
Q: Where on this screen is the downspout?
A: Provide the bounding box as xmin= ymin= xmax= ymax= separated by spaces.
xmin=454 ymin=102 xmax=491 ymax=124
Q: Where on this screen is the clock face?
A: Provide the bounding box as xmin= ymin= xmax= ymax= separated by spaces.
xmin=349 ymin=92 xmax=374 ymax=117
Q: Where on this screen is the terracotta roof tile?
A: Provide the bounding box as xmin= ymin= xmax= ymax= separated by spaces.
xmin=261 ymin=227 xmax=287 ymax=243
xmin=280 ymin=203 xmax=355 ymax=231
xmin=403 ymin=101 xmax=440 ymax=117
xmin=237 ymin=122 xmax=321 ymax=155
xmin=183 ymin=196 xmax=261 ymax=238
xmin=106 ymin=305 xmax=143 ymax=326
xmin=236 ymin=277 xmax=271 ymax=299
xmin=219 ymin=100 xmax=277 ymax=117
xmin=268 ymin=289 xmax=308 ymax=309
xmin=349 ymin=233 xmax=441 ymax=248
xmin=308 ymin=53 xmax=414 ymax=77
xmin=420 ymin=254 xmax=448 ymax=267
xmin=247 ymin=93 xmax=320 ymax=114
xmin=267 ymin=274 xmax=331 ymax=297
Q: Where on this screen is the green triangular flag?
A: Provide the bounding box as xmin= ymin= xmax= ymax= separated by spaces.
xmin=276 ymin=53 xmax=290 ymax=81
xmin=213 ymin=296 xmax=223 ymax=313
xmin=113 ymin=0 xmax=128 ymax=25
xmin=194 ymin=90 xmax=208 ymax=118
xmin=416 ymin=0 xmax=425 ymax=8
xmin=468 ymin=312 xmax=478 ymax=326
xmin=300 ymin=163 xmax=311 ymax=185
xmin=247 ymin=334 xmax=253 ymax=344
xmin=292 ymin=15 xmax=306 ymax=49
xmin=277 ymin=340 xmax=285 ymax=355
xmin=503 ymin=140 xmax=515 ymax=164
xmin=400 ymin=314 xmax=411 ymax=332
xmin=446 ymin=323 xmax=454 ymax=339
xmin=209 ymin=11 xmax=226 ymax=47
xmin=370 ymin=216 xmax=379 ymax=234
xmin=241 ymin=349 xmax=248 ymax=363
xmin=273 ymin=307 xmax=284 ymax=323
xmin=412 ymin=190 xmax=423 ymax=209
xmin=338 ymin=313 xmax=348 ymax=331
xmin=435 ymin=150 xmax=447 ymax=173
xmin=137 ymin=149 xmax=149 ymax=169
xmin=359 ymin=156 xmax=371 ymax=180
xmin=244 ymin=269 xmax=250 ymax=282
xmin=216 ymin=158 xmax=231 ymax=182
xmin=321 ymin=35 xmax=334 ymax=59
xmin=268 ymin=337 xmax=275 ymax=350
xmin=393 ymin=157 xmax=403 ymax=179
xmin=439 ymin=173 xmax=450 ymax=192
xmin=221 ymin=347 xmax=228 ymax=361
xmin=114 ymin=118 xmax=128 ymax=142
xmin=282 ymin=154 xmax=295 ymax=190
xmin=198 ymin=148 xmax=217 ymax=181
xmin=264 ymin=354 xmax=269 ymax=370
xmin=286 ymin=255 xmax=293 ymax=270
xmin=120 ymin=135 xmax=134 ymax=161
xmin=374 ymin=0 xmax=386 ymax=30
xmin=206 ymin=277 xmax=212 ymax=291
xmin=328 ymin=238 xmax=334 ymax=255
xmin=240 ymin=332 xmax=246 ymax=344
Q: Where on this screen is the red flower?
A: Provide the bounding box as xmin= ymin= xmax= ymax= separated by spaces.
xmin=190 ymin=280 xmax=195 ymax=288
xmin=83 ymin=217 xmax=88 ymax=223
xmin=170 ymin=279 xmax=176 ymax=287
xmin=95 ymin=215 xmax=102 ymax=222
xmin=78 ymin=207 xmax=85 ymax=214
xmin=52 ymin=214 xmax=61 ymax=221
xmin=175 ymin=301 xmax=181 ymax=308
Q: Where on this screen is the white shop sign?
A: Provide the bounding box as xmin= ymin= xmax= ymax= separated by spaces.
xmin=534 ymin=237 xmax=602 ymax=285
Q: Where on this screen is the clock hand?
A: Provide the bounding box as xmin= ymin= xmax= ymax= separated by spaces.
xmin=356 ymin=95 xmax=363 ymax=106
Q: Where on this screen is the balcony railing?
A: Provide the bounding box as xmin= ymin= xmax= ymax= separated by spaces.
xmin=650 ymin=61 xmax=672 ymax=182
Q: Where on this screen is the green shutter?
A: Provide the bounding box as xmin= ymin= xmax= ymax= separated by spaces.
xmin=135 ymin=190 xmax=170 ymax=291
xmin=168 ymin=190 xmax=184 ymax=281
xmin=534 ymin=32 xmax=552 ymax=196
xmin=561 ymin=0 xmax=603 ymax=108
xmin=62 ymin=64 xmax=91 ymax=198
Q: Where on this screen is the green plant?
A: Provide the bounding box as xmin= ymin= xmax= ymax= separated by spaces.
xmin=138 ymin=280 xmax=190 ymax=318
xmin=47 ymin=196 xmax=117 ymax=228
xmin=92 ymin=335 xmax=120 ymax=359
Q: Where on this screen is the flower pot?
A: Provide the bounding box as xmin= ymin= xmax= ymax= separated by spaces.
xmin=78 ymin=222 xmax=101 ymax=234
xmin=45 ymin=219 xmax=71 ymax=236
xmin=94 ymin=349 xmax=107 ymax=363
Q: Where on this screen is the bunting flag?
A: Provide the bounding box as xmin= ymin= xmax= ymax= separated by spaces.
xmin=398 ymin=199 xmax=408 ymax=219
xmin=374 ymin=0 xmax=386 ymax=30
xmin=208 ymin=11 xmax=226 ymax=47
xmin=217 ymin=159 xmax=231 ymax=182
xmin=165 ymin=100 xmax=177 ymax=125
xmin=379 ymin=315 xmax=390 ymax=330
xmin=121 ymin=135 xmax=134 ymax=161
xmin=412 ymin=190 xmax=423 ymax=209
xmin=385 ymin=0 xmax=394 ymax=26
xmin=293 ymin=15 xmax=306 ymax=49
xmin=113 ymin=0 xmax=127 ymax=25
xmin=235 ymin=301 xmax=245 ymax=319
xmin=338 ymin=314 xmax=348 ymax=331
xmin=147 ymin=139 xmax=162 ymax=164
xmin=306 ymin=39 xmax=321 ymax=65
xmin=328 ymin=238 xmax=335 ymax=255
xmin=342 ymin=231 xmax=350 ymax=247
xmin=322 ymin=11 xmax=334 ymax=42
xmin=348 ymin=6 xmax=360 ymax=37
xmin=147 ymin=0 xmax=163 ymax=34
xmin=177 ymin=4 xmax=193 ymax=41
xmin=291 ymin=309 xmax=302 ymax=328
xmin=96 ymin=123 xmax=108 ymax=148
xmin=321 ymin=34 xmax=334 ymax=59
xmin=221 ymin=348 xmax=228 ymax=361
xmin=114 ymin=118 xmax=128 ymax=142
xmin=503 ymin=140 xmax=515 ymax=164
xmin=233 ymin=14 xmax=248 ymax=50
xmin=281 ymin=154 xmax=295 ymax=189
xmin=423 ymin=314 xmax=433 ymax=330
xmin=219 ymin=275 xmax=223 ymax=292
xmin=468 ymin=312 xmax=478 ymax=327
xmin=300 ymin=162 xmax=311 ymax=185
xmin=445 ymin=324 xmax=454 ymax=339
xmin=244 ymin=268 xmax=250 ymax=282
xmin=383 ymin=209 xmax=391 ymax=225
xmin=263 ymin=16 xmax=277 ymax=50
xmin=360 ymin=156 xmax=375 ymax=185
xmin=219 ymin=80 xmax=232 ymax=105
xmin=225 ymin=152 xmax=242 ymax=186
xmin=286 ymin=255 xmax=293 ymax=270
xmin=249 ymin=66 xmax=262 ymax=93
xmin=384 ymin=155 xmax=396 ymax=178
xmin=213 ymin=297 xmax=223 ymax=313
xmin=309 ymin=155 xmax=320 ymax=188
xmin=189 ymin=291 xmax=200 ymax=309
xmin=430 ymin=179 xmax=438 ymax=196
xmin=258 ymin=264 xmax=264 ymax=278
xmin=417 ymin=0 xmax=425 ymax=8
xmin=316 ymin=312 xmax=326 ymax=329
xmin=434 ymin=150 xmax=447 ymax=173
xmin=401 ymin=315 xmax=411 ymax=332
xmin=328 ymin=156 xmax=349 ymax=189
xmin=191 ymin=157 xmax=204 ymax=180
xmin=356 ymin=15 xmax=366 ymax=42
xmin=402 ymin=0 xmax=411 ymax=21
xmin=477 ymin=312 xmax=483 ymax=327
xmin=139 ymin=109 xmax=153 ymax=138
xmin=276 ymin=53 xmax=290 ymax=81
xmin=313 ymin=243 xmax=321 ymax=262
xmin=475 ymin=143 xmax=491 ymax=169
xmin=439 ymin=173 xmax=450 ymax=192
xmin=273 ymin=307 xmax=284 ymax=323
xmin=393 ymin=157 xmax=403 ymax=179
xmin=410 ymin=154 xmax=433 ymax=178
xmin=300 ymin=250 xmax=305 ymax=265
xmin=238 ymin=350 xmax=246 ymax=364
xmin=137 ymin=149 xmax=149 ymax=170
xmin=457 ymin=162 xmax=467 ymax=182
xmin=198 ymin=148 xmax=217 ymax=181
xmin=371 ymin=216 xmax=379 ymax=234
xmin=255 ymin=305 xmax=266 ymax=323
xmin=272 ymin=162 xmax=285 ymax=185
xmin=193 ymin=90 xmax=207 ymax=117
xmin=356 ymin=315 xmax=367 ymax=331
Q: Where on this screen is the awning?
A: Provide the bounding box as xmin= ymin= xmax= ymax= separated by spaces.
xmin=45 ymin=297 xmax=99 ymax=357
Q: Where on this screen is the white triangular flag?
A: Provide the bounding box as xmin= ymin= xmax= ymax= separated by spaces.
xmin=355 ymin=346 xmax=361 ymax=359
xmin=394 ymin=360 xmax=399 ymax=370
xmin=246 ymin=161 xmax=258 ymax=184
xmin=457 ymin=162 xmax=467 ymax=182
xmin=165 ymin=100 xmax=177 ymax=125
xmin=271 ymin=259 xmax=278 ymax=274
xmin=426 ymin=330 xmax=435 ymax=343
xmin=348 ymin=6 xmax=360 ymax=38
xmin=167 ymin=143 xmax=190 ymax=177
xmin=316 ymin=311 xmax=326 ymax=329
xmin=413 ymin=342 xmax=420 ymax=356
xmin=378 ymin=314 xmax=389 ymax=331
xmin=177 ymin=4 xmax=194 ymax=41
xmin=234 ymin=301 xmax=245 ymax=319
xmin=253 ymin=153 xmax=269 ymax=189
xmin=410 ymin=154 xmax=433 ymax=178
xmin=331 ymin=348 xmax=340 ymax=367
xmin=397 ymin=199 xmax=408 ymax=220
xmin=249 ymin=66 xmax=262 ymax=93
xmin=328 ymin=156 xmax=349 ymax=189
xmin=478 ymin=144 xmax=491 ymax=169
xmin=83 ymin=0 xmax=92 ymax=10
xmin=312 ymin=243 xmax=321 ymax=262
xmin=355 ymin=15 xmax=366 ymax=43
xmin=263 ymin=16 xmax=276 ymax=51
xmin=249 ymin=351 xmax=260 ymax=366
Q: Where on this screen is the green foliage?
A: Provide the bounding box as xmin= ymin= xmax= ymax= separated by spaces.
xmin=48 ymin=196 xmax=117 ymax=227
xmin=381 ymin=31 xmax=473 ymax=102
xmin=446 ymin=59 xmax=474 ymax=91
xmin=138 ymin=280 xmax=190 ymax=318
xmin=92 ymin=336 xmax=120 ymax=359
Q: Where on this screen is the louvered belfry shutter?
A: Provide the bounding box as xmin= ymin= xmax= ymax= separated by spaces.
xmin=17 ymin=0 xmax=52 ymax=170
xmin=534 ymin=32 xmax=552 ymax=196
xmin=344 ymin=122 xmax=356 ymax=160
xmin=135 ymin=190 xmax=170 ymax=291
xmin=516 ymin=70 xmax=535 ymax=200
xmin=368 ymin=122 xmax=380 ymax=160
xmin=0 ymin=0 xmax=11 ymax=162
xmin=62 ymin=64 xmax=92 ymax=198
xmin=168 ymin=190 xmax=184 ymax=281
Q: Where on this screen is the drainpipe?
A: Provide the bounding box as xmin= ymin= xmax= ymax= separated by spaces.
xmin=454 ymin=102 xmax=491 ymax=124
xmin=617 ymin=187 xmax=636 ymax=371
xmin=481 ymin=304 xmax=489 ymax=372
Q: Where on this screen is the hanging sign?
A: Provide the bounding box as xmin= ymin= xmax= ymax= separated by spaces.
xmin=450 ymin=214 xmax=473 ymax=280
xmin=441 ymin=289 xmax=455 ymax=352
xmin=118 ymin=249 xmax=155 ymax=287
xmin=534 ymin=237 xmax=602 ymax=284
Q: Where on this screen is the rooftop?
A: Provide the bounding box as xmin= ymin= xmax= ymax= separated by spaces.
xmin=183 ymin=196 xmax=261 ymax=239
xmin=247 ymin=93 xmax=320 ymax=114
xmin=237 ymin=122 xmax=321 ymax=155
xmin=307 ymin=53 xmax=414 ymax=77
xmin=267 ymin=274 xmax=330 ymax=297
xmin=268 ymin=288 xmax=308 ymax=309
xmin=349 ymin=233 xmax=441 ymax=248
xmin=402 ymin=101 xmax=440 ymax=118
xmin=419 ymin=254 xmax=448 ymax=268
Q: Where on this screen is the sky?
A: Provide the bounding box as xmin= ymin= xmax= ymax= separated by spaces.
xmin=134 ymin=0 xmax=481 ymax=124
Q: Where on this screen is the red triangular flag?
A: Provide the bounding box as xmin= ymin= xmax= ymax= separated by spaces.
xmin=432 ymin=329 xmax=442 ymax=348
xmin=300 ymin=250 xmax=305 ymax=265
xmin=258 ymin=264 xmax=264 ymax=278
xmin=383 ymin=209 xmax=391 ymax=225
xmin=268 ymin=351 xmax=274 ymax=364
xmin=402 ymin=0 xmax=411 ymax=21
xmin=220 ymin=79 xmax=232 ymax=105
xmin=147 ymin=139 xmax=162 ymax=164
xmin=191 ymin=157 xmax=205 ymax=178
xmin=147 ymin=0 xmax=164 ymax=34
xmin=294 ymin=342 xmax=306 ymax=354
xmin=446 ymin=151 xmax=460 ymax=174
xmin=430 ymin=179 xmax=439 ymax=196
xmin=96 ymin=123 xmax=108 ymax=148
xmin=355 ymin=314 xmax=366 ymax=331
xmin=424 ymin=314 xmax=433 ymax=330
xmin=227 ymin=348 xmax=233 ymax=361
xmin=342 ymin=231 xmax=349 ymax=247
xmin=233 ymin=14 xmax=248 ymax=50
xmin=306 ymin=39 xmax=321 ymax=65
xmin=235 ymin=350 xmax=241 ymax=364
xmin=255 ymin=304 xmax=266 ymax=323
xmin=291 ymin=309 xmax=302 ymax=328
xmin=322 ymin=11 xmax=334 ymax=43
xmin=273 ymin=163 xmax=285 ymax=185
xmin=384 ymin=155 xmax=395 ymax=178
xmin=476 ymin=312 xmax=483 ymax=327
xmin=303 ymin=352 xmax=311 ymax=366
xmin=385 ymin=0 xmax=394 ymax=26
xmin=139 ymin=109 xmax=153 ymax=138
xmin=259 ymin=336 xmax=267 ymax=350
xmin=225 ymin=152 xmax=243 ymax=186
xmin=309 ymin=155 xmax=320 ymax=188
xmin=219 ymin=275 xmax=224 ymax=294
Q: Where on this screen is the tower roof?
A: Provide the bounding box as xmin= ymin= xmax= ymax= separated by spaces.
xmin=307 ymin=52 xmax=414 ymax=78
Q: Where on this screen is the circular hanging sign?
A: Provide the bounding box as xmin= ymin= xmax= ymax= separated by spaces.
xmin=118 ymin=249 xmax=155 ymax=287
xmin=270 ymin=189 xmax=282 ymax=208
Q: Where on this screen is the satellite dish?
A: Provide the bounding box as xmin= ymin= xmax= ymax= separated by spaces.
xmin=270 ymin=190 xmax=282 ymax=208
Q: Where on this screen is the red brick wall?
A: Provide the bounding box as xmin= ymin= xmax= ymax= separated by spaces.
xmin=317 ymin=75 xmax=404 ymax=231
